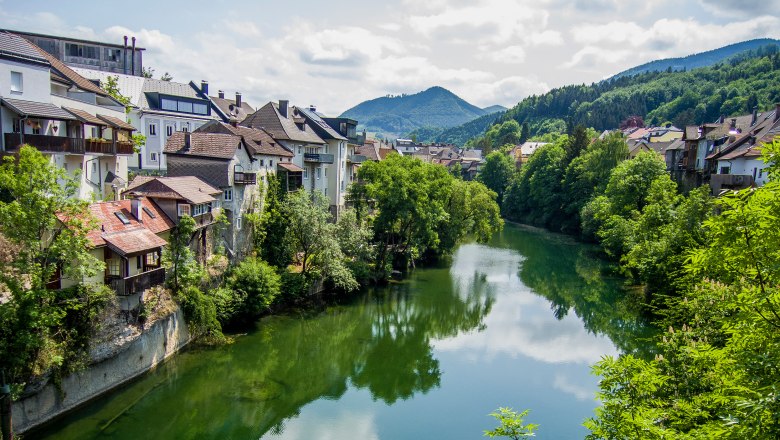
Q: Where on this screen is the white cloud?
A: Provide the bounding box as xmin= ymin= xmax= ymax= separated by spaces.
xmin=484 ymin=45 xmax=527 ymax=64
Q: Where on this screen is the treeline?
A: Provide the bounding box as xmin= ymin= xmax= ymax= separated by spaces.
xmin=479 ymin=127 xmax=780 ymax=436
xmin=468 ymin=46 xmax=780 ymax=151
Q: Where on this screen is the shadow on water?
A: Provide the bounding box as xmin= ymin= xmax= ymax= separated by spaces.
xmin=32 ymin=223 xmax=650 ymax=440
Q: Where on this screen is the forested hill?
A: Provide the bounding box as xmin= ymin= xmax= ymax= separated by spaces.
xmin=612 ymin=38 xmax=780 ymax=80
xmin=467 ymin=44 xmax=780 ymax=149
xmin=339 ymin=86 xmax=495 ymax=139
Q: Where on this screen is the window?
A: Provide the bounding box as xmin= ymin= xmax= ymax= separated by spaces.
xmin=161 ymin=98 xmax=178 ymax=111
xmin=259 ymin=159 xmax=265 ymax=166
xmin=107 ymin=258 xmax=120 ymax=276
xmin=178 ymin=203 xmax=191 ymax=217
xmin=269 ymin=159 xmax=273 ymax=166
xmin=166 ymin=125 xmax=174 ymax=137
xmin=92 ymin=162 xmax=97 ymax=175
xmin=341 ymin=180 xmax=345 ymax=191
xmin=115 ymin=211 xmax=131 ymax=225
xmin=192 ymin=204 xmax=207 ymax=216
xmin=236 ymin=216 xmax=242 ymax=231
xmin=316 ymin=167 xmax=321 ymax=180
xmin=32 ymin=126 xmax=41 ymax=135
xmin=193 ymin=103 xmax=208 ymax=115
xmin=759 ymin=168 xmax=764 ymax=178
xmin=224 ymin=189 xmax=233 ymax=202
xmin=720 ymin=166 xmax=730 ymax=175
xmin=178 ymin=101 xmax=193 ymax=113
xmin=303 ymin=167 xmax=308 ymax=179
xmin=91 ymin=126 xmax=99 ymax=138
xmin=143 ymin=206 xmax=156 ymax=218
xmin=10 ymin=71 xmax=22 ymax=93
xmin=106 ymin=48 xmax=121 ymax=62
xmin=325 ymin=145 xmax=329 ymax=154
xmin=145 ymin=252 xmax=160 ymax=266
xmin=148 ymin=123 xmax=157 ymax=136
xmin=11 ymin=118 xmax=20 ymax=133
xmin=180 ymin=122 xmax=189 ymax=132
xmin=324 ymin=188 xmax=328 ymax=197
xmin=137 ymin=255 xmax=142 ymax=270
xmin=150 ymin=152 xmax=158 ymax=162
xmin=324 ymin=166 xmax=327 ymax=178
xmin=298 ymin=146 xmax=302 ymax=154
xmin=65 ymin=43 xmax=99 ymax=59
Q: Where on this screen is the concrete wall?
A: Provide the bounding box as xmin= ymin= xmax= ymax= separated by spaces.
xmin=11 ymin=308 xmax=190 ymax=434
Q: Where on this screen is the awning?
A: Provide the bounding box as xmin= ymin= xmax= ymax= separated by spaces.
xmin=63 ymin=106 xmax=106 ymax=125
xmin=97 ymin=114 xmax=136 ymax=131
xmin=277 ymin=162 xmax=304 ymax=172
xmin=2 ymin=98 xmax=76 ymax=121
xmin=104 ymin=228 xmax=167 ymax=256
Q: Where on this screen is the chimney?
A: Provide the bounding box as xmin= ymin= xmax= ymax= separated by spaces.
xmin=309 ymin=104 xmax=316 ymax=112
xmin=184 ymin=131 xmax=191 ymax=151
xmin=201 ymin=80 xmax=209 ymax=95
xmin=218 ymin=90 xmax=225 ymax=99
xmin=131 ymin=37 xmax=136 ymax=75
xmin=131 ymin=197 xmax=143 ymax=222
xmin=235 ymin=92 xmax=242 ymax=108
xmin=752 ymin=106 xmax=758 ymax=126
xmin=123 ymin=36 xmax=128 ymax=75
xmin=279 ymin=100 xmax=289 ymax=118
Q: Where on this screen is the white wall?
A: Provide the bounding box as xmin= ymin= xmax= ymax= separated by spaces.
xmin=0 ymin=59 xmax=50 ymax=102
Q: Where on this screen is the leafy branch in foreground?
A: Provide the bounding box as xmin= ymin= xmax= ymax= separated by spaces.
xmin=485 ymin=407 xmax=538 ymax=439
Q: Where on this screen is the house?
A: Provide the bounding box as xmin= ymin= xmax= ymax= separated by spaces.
xmin=326 ymin=117 xmax=365 ymax=188
xmin=513 ymin=142 xmax=547 ymax=166
xmin=0 ymin=32 xmax=134 ymax=201
xmin=163 ymin=131 xmax=259 ymax=257
xmin=208 ymin=90 xmax=255 ymax=124
xmin=395 ymin=138 xmax=418 ymax=155
xmin=241 ymin=101 xmax=327 ymax=196
xmin=8 ymin=29 xmax=145 ymax=76
xmin=71 ymin=71 xmax=221 ymax=173
xmin=73 ymin=197 xmax=172 ymax=309
xmin=124 ymin=175 xmax=222 ymax=262
xmin=296 ymin=105 xmax=350 ymax=215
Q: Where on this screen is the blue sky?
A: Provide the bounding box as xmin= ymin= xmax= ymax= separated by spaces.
xmin=3 ymin=1 xmax=779 ymax=115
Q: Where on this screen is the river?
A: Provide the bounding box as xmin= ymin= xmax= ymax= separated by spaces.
xmin=34 ymin=223 xmax=651 ymax=439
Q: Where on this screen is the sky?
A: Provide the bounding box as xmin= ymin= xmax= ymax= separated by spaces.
xmin=2 ymin=0 xmax=780 ymax=115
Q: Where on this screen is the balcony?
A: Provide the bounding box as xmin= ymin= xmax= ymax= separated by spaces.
xmin=116 ymin=140 xmax=135 ymax=155
xmin=304 ymin=153 xmax=335 ymax=164
xmin=234 ymin=171 xmax=257 ymax=185
xmin=85 ymin=138 xmax=114 ymax=154
xmin=347 ymin=154 xmax=368 ymax=164
xmin=5 ymin=133 xmax=84 ymax=154
xmin=109 ymin=267 xmax=165 ymax=296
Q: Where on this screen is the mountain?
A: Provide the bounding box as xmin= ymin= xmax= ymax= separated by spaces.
xmin=611 ymin=38 xmax=780 ymax=80
xmin=465 ymin=41 xmax=780 ymax=149
xmin=482 ymin=105 xmax=507 ymax=114
xmin=412 ymin=110 xmax=505 ymax=145
xmin=339 ymin=86 xmax=490 ymax=139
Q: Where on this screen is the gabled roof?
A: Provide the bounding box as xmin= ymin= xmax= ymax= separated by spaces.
xmin=97 ymin=114 xmax=136 ymax=131
xmin=71 ymin=68 xmax=146 ymax=107
xmin=164 ymin=132 xmax=241 ymax=160
xmin=26 ymin=38 xmax=110 ymax=97
xmin=2 ymin=98 xmax=76 ymax=120
xmin=125 ymin=176 xmax=221 ymax=204
xmin=241 ymin=102 xmax=325 ymax=144
xmin=0 ymin=31 xmax=48 ymax=64
xmin=295 ymin=106 xmax=347 ymax=141
xmin=85 ymin=197 xmax=174 ymax=252
xmin=210 ymin=95 xmax=254 ymax=122
xmin=63 ymin=107 xmax=106 ymax=125
xmin=196 ymin=121 xmax=294 ymax=157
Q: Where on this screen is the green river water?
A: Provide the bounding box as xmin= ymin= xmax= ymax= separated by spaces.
xmin=33 ymin=223 xmax=651 ymax=439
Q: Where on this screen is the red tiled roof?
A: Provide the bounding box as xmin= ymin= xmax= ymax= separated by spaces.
xmin=164 ymin=132 xmax=240 ymax=160
xmin=25 ymin=37 xmax=110 ymax=97
xmin=104 ymin=228 xmax=167 ymax=256
xmin=125 ymin=176 xmax=221 ymax=204
xmin=85 ymin=197 xmax=174 ymax=252
xmin=63 ymin=107 xmax=105 ymax=125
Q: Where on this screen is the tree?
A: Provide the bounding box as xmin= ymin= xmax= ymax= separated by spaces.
xmin=484 ymin=407 xmax=538 ymax=439
xmin=336 ymin=209 xmax=376 ymax=283
xmin=477 ymin=151 xmax=515 ymax=208
xmin=284 ymin=190 xmax=358 ymax=292
xmin=101 ymin=75 xmax=130 ymax=113
xmin=163 ymin=215 xmax=199 ymax=294
xmin=257 ymin=174 xmax=292 ymax=268
xmin=519 ymin=122 xmax=530 ymax=144
xmin=160 ymin=72 xmax=173 ymax=81
xmin=0 ymin=146 xmax=106 ymax=389
xmin=564 ymin=124 xmax=590 ymax=165
xmin=141 ymin=66 xmax=155 ymax=78
xmin=225 ymin=257 xmax=281 ymax=322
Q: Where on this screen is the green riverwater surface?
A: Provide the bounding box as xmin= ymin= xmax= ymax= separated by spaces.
xmin=34 ymin=224 xmax=651 ymax=439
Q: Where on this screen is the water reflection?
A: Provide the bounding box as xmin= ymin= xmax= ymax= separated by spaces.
xmin=34 ymin=224 xmax=649 ymax=440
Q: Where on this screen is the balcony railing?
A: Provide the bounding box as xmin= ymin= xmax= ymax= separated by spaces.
xmin=109 ymin=267 xmax=165 ymax=296
xmin=347 ymin=154 xmax=367 ymax=163
xmin=85 ymin=138 xmax=114 ymax=154
xmin=234 ymin=171 xmax=257 ymax=185
xmin=116 ymin=140 xmax=135 ymax=155
xmin=5 ymin=133 xmax=85 ymax=154
xmin=304 ymin=153 xmax=335 ymax=164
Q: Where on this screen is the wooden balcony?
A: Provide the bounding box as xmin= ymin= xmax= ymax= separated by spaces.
xmin=85 ymin=138 xmax=114 ymax=154
xmin=5 ymin=132 xmax=85 ymax=154
xmin=116 ymin=140 xmax=135 ymax=155
xmin=109 ymin=267 xmax=165 ymax=296
xmin=304 ymin=153 xmax=335 ymax=164
xmin=234 ymin=171 xmax=257 ymax=185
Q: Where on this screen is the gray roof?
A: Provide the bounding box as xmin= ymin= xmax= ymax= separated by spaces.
xmin=0 ymin=32 xmax=48 ymax=64
xmin=241 ymin=102 xmax=325 ymax=144
xmin=140 ymin=78 xmax=203 ymax=109
xmin=295 ymin=107 xmax=347 ymax=141
xmin=125 ymin=176 xmax=221 ymax=204
xmin=2 ymin=98 xmax=76 ymax=120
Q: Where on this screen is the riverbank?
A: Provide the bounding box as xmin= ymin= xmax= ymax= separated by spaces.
xmin=12 ymin=307 xmax=190 ymax=433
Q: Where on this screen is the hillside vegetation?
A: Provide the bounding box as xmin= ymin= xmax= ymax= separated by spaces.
xmin=467 ymin=44 xmax=780 ymax=149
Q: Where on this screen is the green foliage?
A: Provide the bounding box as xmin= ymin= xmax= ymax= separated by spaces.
xmin=178 ymin=286 xmax=224 ymax=344
xmin=0 ymin=146 xmax=106 ymax=388
xmin=283 ymin=190 xmax=358 ymax=292
xmin=335 ymin=209 xmax=376 ymax=284
xmin=101 ymin=75 xmax=131 ymax=113
xmin=477 ymin=151 xmax=515 ymax=208
xmin=484 ymin=407 xmax=539 ymax=439
xmin=163 ymin=215 xmax=200 ymax=294
xmin=257 ymin=174 xmax=293 ymax=268
xmin=350 ymin=154 xmax=502 ymax=271
xmin=225 ymin=257 xmax=281 ymax=322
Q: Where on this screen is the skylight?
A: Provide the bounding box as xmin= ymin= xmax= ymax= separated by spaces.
xmin=143 ymin=206 xmax=156 ymax=218
xmin=115 ymin=211 xmax=131 ymax=225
